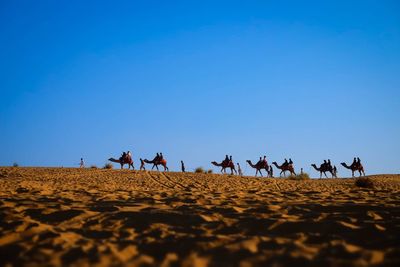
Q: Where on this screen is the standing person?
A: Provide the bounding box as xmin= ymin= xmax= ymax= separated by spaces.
xmin=80 ymin=158 xmax=84 ymax=168
xmin=269 ymin=165 xmax=274 ymax=177
xmin=237 ymin=163 xmax=243 ymax=176
xmin=181 ymin=160 xmax=185 ymax=172
xmin=140 ymin=158 xmax=145 ymax=170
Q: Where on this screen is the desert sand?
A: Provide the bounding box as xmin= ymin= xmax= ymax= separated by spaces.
xmin=0 ymin=167 xmax=399 ymax=266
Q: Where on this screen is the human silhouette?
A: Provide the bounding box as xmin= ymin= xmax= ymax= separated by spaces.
xmin=181 ymin=160 xmax=185 ymax=172
xmin=140 ymin=158 xmax=145 ymax=170
xmin=284 ymin=158 xmax=289 ymax=166
xmin=237 ymin=163 xmax=243 ymax=176
xmin=80 ymin=158 xmax=84 ymax=168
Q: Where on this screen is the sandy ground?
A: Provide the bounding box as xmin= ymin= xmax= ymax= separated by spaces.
xmin=0 ymin=167 xmax=399 ymax=267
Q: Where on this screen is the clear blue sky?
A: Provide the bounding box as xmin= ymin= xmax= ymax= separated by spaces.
xmin=1 ymin=1 xmax=399 ymax=176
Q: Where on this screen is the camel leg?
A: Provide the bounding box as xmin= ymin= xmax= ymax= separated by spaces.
xmin=320 ymin=172 xmax=322 ymax=179
xmin=324 ymin=172 xmax=328 ymax=178
xmin=280 ymin=170 xmax=283 ymax=177
xmin=260 ymin=170 xmax=263 ymax=177
xmin=120 ymin=163 xmax=123 ymax=170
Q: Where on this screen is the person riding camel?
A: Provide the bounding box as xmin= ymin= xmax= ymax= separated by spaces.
xmin=352 ymin=157 xmax=357 ymax=168
xmin=224 ymin=155 xmax=229 ymax=165
xmin=288 ymin=158 xmax=293 ymax=165
xmin=159 ymin=153 xmax=164 ymax=161
xmin=323 ymin=160 xmax=327 ymax=168
xmin=153 ymin=153 xmax=160 ymax=163
xmin=357 ymin=157 xmax=361 ymax=167
xmin=263 ymin=156 xmax=267 ymax=167
xmin=284 ymin=158 xmax=289 ymax=167
xmin=327 ymin=159 xmax=332 ymax=168
xmin=256 ymin=156 xmax=262 ymax=166
xmin=120 ymin=152 xmax=127 ymax=162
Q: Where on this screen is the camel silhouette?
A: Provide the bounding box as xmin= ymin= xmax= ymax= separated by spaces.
xmin=246 ymin=160 xmax=270 ymax=177
xmin=272 ymin=161 xmax=296 ymax=177
xmin=211 ymin=161 xmax=237 ymax=175
xmin=108 ymin=156 xmax=134 ymax=170
xmin=341 ymin=161 xmax=365 ymax=177
xmin=144 ymin=158 xmax=169 ymax=171
xmin=311 ymin=163 xmax=334 ymax=178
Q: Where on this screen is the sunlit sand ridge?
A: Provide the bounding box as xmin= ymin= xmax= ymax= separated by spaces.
xmin=0 ymin=167 xmax=399 ymax=266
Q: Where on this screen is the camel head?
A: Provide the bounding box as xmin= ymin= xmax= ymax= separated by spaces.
xmin=311 ymin=164 xmax=317 ymax=168
xmin=211 ymin=161 xmax=218 ymax=166
xmin=272 ymin=161 xmax=277 ymax=165
xmin=246 ymin=160 xmax=251 ymax=163
xmin=340 ymin=162 xmax=349 ymax=168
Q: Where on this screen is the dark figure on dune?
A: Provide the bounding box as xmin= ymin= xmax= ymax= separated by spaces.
xmin=341 ymin=158 xmax=365 ymax=177
xmin=181 ymin=160 xmax=185 ymax=173
xmin=140 ymin=158 xmax=145 ymax=171
xmin=272 ymin=160 xmax=296 ymax=177
xmin=144 ymin=153 xmax=169 ymax=171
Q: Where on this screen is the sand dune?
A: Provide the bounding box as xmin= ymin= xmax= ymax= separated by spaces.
xmin=0 ymin=167 xmax=399 ymax=266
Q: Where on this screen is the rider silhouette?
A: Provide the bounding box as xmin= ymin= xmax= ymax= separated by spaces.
xmin=288 ymin=158 xmax=293 ymax=165
xmin=352 ymin=157 xmax=357 ymax=167
xmin=224 ymin=155 xmax=229 ymax=164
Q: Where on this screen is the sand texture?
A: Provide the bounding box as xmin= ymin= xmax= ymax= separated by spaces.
xmin=0 ymin=167 xmax=399 ymax=266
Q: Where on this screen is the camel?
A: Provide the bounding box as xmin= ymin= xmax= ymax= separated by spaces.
xmin=341 ymin=162 xmax=365 ymax=177
xmin=108 ymin=156 xmax=134 ymax=169
xmin=311 ymin=163 xmax=334 ymax=178
xmin=272 ymin=161 xmax=296 ymax=177
xmin=144 ymin=158 xmax=169 ymax=171
xmin=211 ymin=161 xmax=237 ymax=175
xmin=246 ymin=160 xmax=270 ymax=177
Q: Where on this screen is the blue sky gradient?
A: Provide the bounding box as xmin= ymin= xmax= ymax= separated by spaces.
xmin=1 ymin=1 xmax=399 ymax=175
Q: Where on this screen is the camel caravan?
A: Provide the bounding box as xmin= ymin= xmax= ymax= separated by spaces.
xmin=108 ymin=151 xmax=365 ymax=178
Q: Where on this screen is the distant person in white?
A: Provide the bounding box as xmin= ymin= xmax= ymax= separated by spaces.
xmin=237 ymin=163 xmax=243 ymax=176
xmin=80 ymin=158 xmax=84 ymax=168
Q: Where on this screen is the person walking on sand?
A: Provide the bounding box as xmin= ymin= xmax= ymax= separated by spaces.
xmin=269 ymin=165 xmax=273 ymax=177
xmin=237 ymin=163 xmax=243 ymax=176
xmin=80 ymin=158 xmax=84 ymax=168
xmin=140 ymin=158 xmax=145 ymax=170
xmin=181 ymin=160 xmax=185 ymax=173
